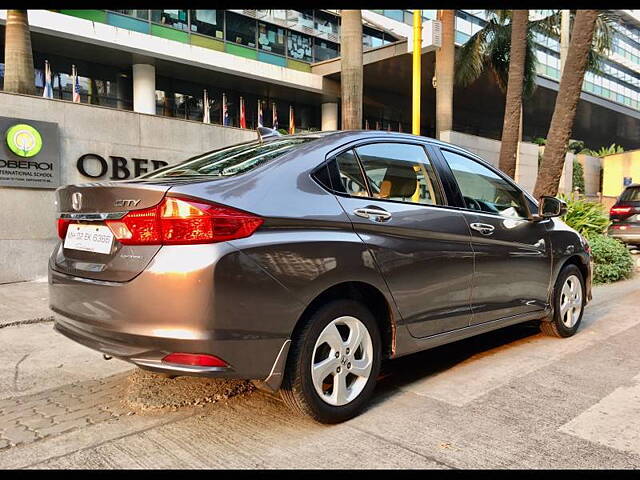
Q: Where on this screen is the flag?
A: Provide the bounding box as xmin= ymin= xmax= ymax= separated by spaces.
xmin=289 ymin=105 xmax=295 ymax=135
xmin=239 ymin=96 xmax=247 ymax=129
xmin=365 ymin=119 xmax=369 ymax=130
xmin=72 ymin=65 xmax=81 ymax=103
xmin=202 ymin=89 xmax=210 ymax=124
xmin=257 ymin=100 xmax=264 ymax=128
xmin=42 ymin=60 xmax=53 ymax=99
xmin=272 ymin=102 xmax=278 ymax=130
xmin=222 ymin=93 xmax=230 ymax=126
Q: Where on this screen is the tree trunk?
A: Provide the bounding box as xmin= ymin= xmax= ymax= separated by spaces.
xmin=533 ymin=10 xmax=598 ymax=199
xmin=498 ymin=10 xmax=528 ymax=179
xmin=435 ymin=10 xmax=455 ymax=139
xmin=340 ymin=10 xmax=363 ymax=130
xmin=3 ymin=10 xmax=35 ymax=95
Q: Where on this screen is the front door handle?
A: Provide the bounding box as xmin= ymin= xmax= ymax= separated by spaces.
xmin=353 ymin=207 xmax=392 ymax=222
xmin=470 ymin=222 xmax=495 ymax=235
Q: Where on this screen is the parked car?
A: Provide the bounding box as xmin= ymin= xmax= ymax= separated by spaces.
xmin=608 ymin=183 xmax=640 ymax=247
xmin=49 ymin=130 xmax=592 ymax=423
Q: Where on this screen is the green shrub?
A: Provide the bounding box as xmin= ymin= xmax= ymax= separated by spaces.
xmin=572 ymin=160 xmax=585 ymax=193
xmin=568 ymin=140 xmax=585 ymax=154
xmin=581 ymin=143 xmax=624 ymax=158
xmin=532 ymin=137 xmax=547 ymax=146
xmin=589 ymin=235 xmax=634 ymax=284
xmin=560 ymin=194 xmax=610 ymax=238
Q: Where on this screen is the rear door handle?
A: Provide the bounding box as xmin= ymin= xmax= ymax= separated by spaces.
xmin=470 ymin=222 xmax=495 ymax=235
xmin=353 ymin=207 xmax=392 ymax=222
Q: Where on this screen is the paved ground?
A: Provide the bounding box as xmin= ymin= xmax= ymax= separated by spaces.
xmin=1 ymin=273 xmax=640 ymax=469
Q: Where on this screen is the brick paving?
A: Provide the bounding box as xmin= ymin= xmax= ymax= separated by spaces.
xmin=0 ymin=372 xmax=130 ymax=449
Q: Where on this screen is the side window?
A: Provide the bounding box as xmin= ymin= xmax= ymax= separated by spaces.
xmin=354 ymin=143 xmax=444 ymax=205
xmin=326 ymin=150 xmax=369 ymax=196
xmin=441 ymin=149 xmax=529 ymax=219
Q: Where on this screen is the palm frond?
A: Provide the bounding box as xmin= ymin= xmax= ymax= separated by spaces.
xmin=455 ymin=21 xmax=496 ymax=87
xmin=523 ymin=28 xmax=538 ymax=98
xmin=529 ymin=10 xmax=561 ymax=39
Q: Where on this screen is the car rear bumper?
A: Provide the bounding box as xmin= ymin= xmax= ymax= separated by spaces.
xmin=49 ymin=242 xmax=301 ymax=380
xmin=608 ymin=224 xmax=640 ymax=244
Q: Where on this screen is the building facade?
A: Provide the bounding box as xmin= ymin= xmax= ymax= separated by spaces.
xmin=1 ymin=9 xmax=639 ymax=148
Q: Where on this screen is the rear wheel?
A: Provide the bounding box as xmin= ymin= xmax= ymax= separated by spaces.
xmin=540 ymin=264 xmax=585 ymax=338
xmin=280 ymin=299 xmax=381 ymax=424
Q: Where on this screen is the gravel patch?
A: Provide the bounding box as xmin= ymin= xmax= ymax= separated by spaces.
xmin=123 ymin=369 xmax=255 ymax=412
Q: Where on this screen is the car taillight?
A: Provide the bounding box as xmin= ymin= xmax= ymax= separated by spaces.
xmin=105 ymin=196 xmax=263 ymax=245
xmin=57 ymin=218 xmax=71 ymax=239
xmin=610 ymin=206 xmax=632 ymax=216
xmin=162 ymin=352 xmax=228 ymax=367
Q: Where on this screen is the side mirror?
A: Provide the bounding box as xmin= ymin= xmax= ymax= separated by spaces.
xmin=539 ymin=196 xmax=567 ymax=218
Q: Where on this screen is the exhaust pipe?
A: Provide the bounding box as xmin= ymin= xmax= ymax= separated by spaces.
xmin=103 ymin=354 xmax=112 ymax=361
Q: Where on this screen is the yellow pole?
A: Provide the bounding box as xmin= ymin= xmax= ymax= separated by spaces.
xmin=412 ymin=10 xmax=422 ymax=135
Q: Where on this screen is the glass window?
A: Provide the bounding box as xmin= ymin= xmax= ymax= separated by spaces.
xmin=226 ymin=11 xmax=257 ymax=47
xmin=315 ymin=11 xmax=339 ymax=35
xmin=113 ymin=10 xmax=149 ymax=20
xmin=355 ymin=143 xmax=444 ymax=205
xmin=144 ymin=138 xmax=317 ymax=179
xmin=190 ymin=10 xmax=223 ymax=38
xmin=329 ymin=150 xmax=369 ymax=196
xmin=257 ymin=22 xmax=285 ymax=56
xmin=150 ymin=10 xmax=188 ymax=30
xmin=287 ymin=31 xmax=312 ymax=62
xmin=442 ymin=149 xmax=529 ymax=218
xmin=621 ymin=186 xmax=640 ymax=201
xmin=314 ymin=39 xmax=339 ymax=62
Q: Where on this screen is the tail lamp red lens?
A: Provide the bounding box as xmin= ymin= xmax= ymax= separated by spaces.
xmin=610 ymin=206 xmax=632 ymax=216
xmin=57 ymin=218 xmax=71 ymax=239
xmin=103 ymin=196 xmax=263 ymax=245
xmin=162 ymin=352 xmax=228 ymax=367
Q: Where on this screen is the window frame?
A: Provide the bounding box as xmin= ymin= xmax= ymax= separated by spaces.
xmin=434 ymin=145 xmax=537 ymax=220
xmin=312 ymin=138 xmax=449 ymax=209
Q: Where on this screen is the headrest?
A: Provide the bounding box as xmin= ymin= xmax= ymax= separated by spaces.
xmin=379 ymin=165 xmax=418 ymax=198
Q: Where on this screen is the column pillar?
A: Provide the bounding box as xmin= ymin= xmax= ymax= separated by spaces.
xmin=132 ymin=64 xmax=156 ymax=115
xmin=321 ymin=102 xmax=338 ymax=131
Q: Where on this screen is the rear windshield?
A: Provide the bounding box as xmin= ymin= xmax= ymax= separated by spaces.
xmin=143 ymin=138 xmax=316 ymax=179
xmin=620 ymin=186 xmax=640 ymax=201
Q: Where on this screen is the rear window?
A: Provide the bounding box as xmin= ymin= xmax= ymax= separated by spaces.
xmin=620 ymin=186 xmax=640 ymax=201
xmin=143 ymin=138 xmax=316 ymax=179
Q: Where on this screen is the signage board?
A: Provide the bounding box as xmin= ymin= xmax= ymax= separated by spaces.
xmin=0 ymin=116 xmax=60 ymax=189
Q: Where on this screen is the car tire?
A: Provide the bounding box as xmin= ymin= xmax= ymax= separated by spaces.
xmin=540 ymin=264 xmax=585 ymax=338
xmin=279 ymin=299 xmax=381 ymax=424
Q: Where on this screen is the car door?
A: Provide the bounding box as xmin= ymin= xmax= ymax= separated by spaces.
xmin=319 ymin=141 xmax=474 ymax=338
xmin=436 ymin=147 xmax=552 ymax=325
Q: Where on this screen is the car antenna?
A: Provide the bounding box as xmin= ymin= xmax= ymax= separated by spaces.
xmin=256 ymin=126 xmax=282 ymax=144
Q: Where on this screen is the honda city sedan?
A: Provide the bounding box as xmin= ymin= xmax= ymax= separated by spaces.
xmin=49 ymin=130 xmax=592 ymax=423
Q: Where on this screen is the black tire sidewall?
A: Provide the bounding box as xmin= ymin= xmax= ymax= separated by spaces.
xmin=552 ymin=264 xmax=585 ymax=337
xmin=293 ymin=299 xmax=381 ymax=423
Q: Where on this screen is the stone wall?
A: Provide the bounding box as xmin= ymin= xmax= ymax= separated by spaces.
xmin=0 ymin=92 xmax=255 ymax=283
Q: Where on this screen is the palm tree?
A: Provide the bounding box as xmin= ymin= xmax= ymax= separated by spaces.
xmin=3 ymin=10 xmax=35 ymax=95
xmin=435 ymin=10 xmax=455 ymax=139
xmin=340 ymin=10 xmax=363 ymax=130
xmin=498 ymin=10 xmax=529 ymax=179
xmin=533 ymin=10 xmax=600 ymax=199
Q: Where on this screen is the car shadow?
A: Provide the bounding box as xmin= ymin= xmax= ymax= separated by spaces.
xmin=368 ymin=321 xmax=542 ymax=408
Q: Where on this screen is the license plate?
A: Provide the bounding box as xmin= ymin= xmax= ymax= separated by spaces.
xmin=64 ymin=224 xmax=114 ymax=255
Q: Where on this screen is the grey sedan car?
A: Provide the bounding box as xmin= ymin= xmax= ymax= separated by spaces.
xmin=50 ymin=130 xmax=592 ymax=423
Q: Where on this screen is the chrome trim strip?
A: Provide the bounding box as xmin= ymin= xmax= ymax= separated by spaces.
xmin=131 ymin=358 xmax=229 ymax=374
xmin=59 ymin=212 xmax=127 ymax=221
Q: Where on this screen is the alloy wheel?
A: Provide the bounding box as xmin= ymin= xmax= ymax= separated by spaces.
xmin=559 ymin=274 xmax=583 ymax=328
xmin=310 ymin=316 xmax=373 ymax=406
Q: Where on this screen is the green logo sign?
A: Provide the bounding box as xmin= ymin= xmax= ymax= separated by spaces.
xmin=6 ymin=123 xmax=43 ymax=158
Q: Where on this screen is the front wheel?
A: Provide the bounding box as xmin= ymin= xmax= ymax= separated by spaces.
xmin=540 ymin=264 xmax=585 ymax=338
xmin=280 ymin=299 xmax=381 ymax=424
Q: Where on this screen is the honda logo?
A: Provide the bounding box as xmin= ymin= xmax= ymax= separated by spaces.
xmin=71 ymin=192 xmax=83 ymax=211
